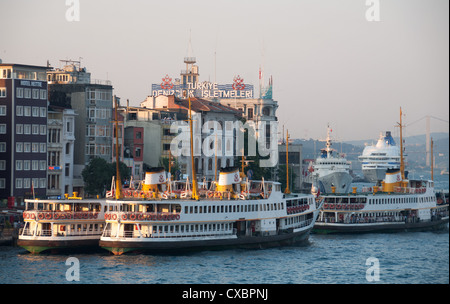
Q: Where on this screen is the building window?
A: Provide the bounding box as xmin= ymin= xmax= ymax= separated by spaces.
xmin=39 ymin=178 xmax=46 ymax=189
xmin=16 ymin=87 xmax=23 ymax=98
xmin=16 ymin=106 xmax=23 ymax=116
xmin=16 ymin=160 xmax=23 ymax=171
xmin=24 ymin=160 xmax=30 ymax=170
xmin=0 ymin=160 xmax=5 ymax=170
xmin=24 ymin=142 xmax=31 ymax=153
xmin=40 ymin=107 xmax=46 ymax=118
xmin=40 ymin=143 xmax=46 ymax=153
xmin=32 ymin=160 xmax=38 ymax=170
xmin=32 ymin=89 xmax=39 ymax=99
xmin=16 ymin=142 xmax=23 ymax=153
xmin=23 ymin=178 xmax=30 ymax=189
xmin=247 ymin=108 xmax=253 ymax=119
xmin=40 ymin=125 xmax=46 ymax=135
xmin=24 ymin=124 xmax=31 ymax=134
xmin=0 ymin=88 xmax=6 ymax=98
xmin=0 ymin=69 xmax=12 ymax=79
xmin=39 ymin=160 xmax=46 ymax=170
xmin=32 ymin=124 xmax=39 ymax=135
xmin=24 ymin=106 xmax=31 ymax=116
xmin=0 ymin=179 xmax=6 ymax=189
xmin=16 ymin=124 xmax=23 ymax=134
xmin=0 ymin=142 xmax=6 ymax=152
xmin=0 ymin=105 xmax=6 ymax=116
xmin=32 ymin=143 xmax=39 ymax=153
xmin=135 ymin=147 xmax=141 ymax=157
xmin=32 ymin=107 xmax=39 ymax=117
xmin=40 ymin=89 xmax=47 ymax=100
xmin=0 ymin=124 xmax=6 ymax=134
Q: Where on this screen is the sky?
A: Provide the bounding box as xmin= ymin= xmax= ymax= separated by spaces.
xmin=0 ymin=0 xmax=448 ymax=141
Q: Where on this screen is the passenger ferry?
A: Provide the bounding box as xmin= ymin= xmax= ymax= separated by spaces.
xmin=314 ymin=171 xmax=449 ymax=233
xmin=99 ymin=168 xmax=322 ymax=255
xmin=315 ymin=109 xmax=448 ymax=233
xmin=17 ymin=194 xmax=106 ymax=254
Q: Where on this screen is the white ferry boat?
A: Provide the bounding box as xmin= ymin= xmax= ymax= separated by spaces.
xmin=99 ymin=168 xmax=322 ymax=255
xmin=312 ymin=125 xmax=353 ymax=194
xmin=314 ymin=171 xmax=449 ymax=233
xmin=17 ymin=195 xmax=106 ymax=254
xmin=358 ymin=131 xmax=401 ymax=183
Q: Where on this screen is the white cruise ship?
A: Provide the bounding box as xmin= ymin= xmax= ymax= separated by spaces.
xmin=359 ymin=131 xmax=401 ymax=183
xmin=311 ymin=125 xmax=353 ymax=194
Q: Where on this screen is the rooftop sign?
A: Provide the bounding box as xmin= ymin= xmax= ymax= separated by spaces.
xmin=151 ymin=75 xmax=254 ymax=99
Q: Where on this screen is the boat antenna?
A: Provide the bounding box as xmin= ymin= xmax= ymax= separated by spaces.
xmin=188 ymin=96 xmax=199 ymax=200
xmin=284 ymin=129 xmax=291 ymax=194
xmin=398 ymin=107 xmax=406 ymax=181
xmin=114 ymin=97 xmax=123 ymax=199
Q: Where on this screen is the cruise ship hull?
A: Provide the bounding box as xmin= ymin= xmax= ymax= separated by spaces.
xmin=318 ymin=172 xmax=353 ymax=194
xmin=100 ymin=226 xmax=312 ymax=255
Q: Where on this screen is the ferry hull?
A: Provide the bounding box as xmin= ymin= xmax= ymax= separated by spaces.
xmin=100 ymin=228 xmax=312 ymax=255
xmin=314 ymin=217 xmax=449 ymax=234
xmin=17 ymin=238 xmax=102 ymax=254
xmin=318 ymin=172 xmax=353 ymax=194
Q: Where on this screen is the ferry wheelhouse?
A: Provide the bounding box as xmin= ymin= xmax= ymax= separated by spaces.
xmin=314 ymin=172 xmax=449 ymax=233
xmin=18 ymin=195 xmax=106 ymax=254
xmin=99 ymin=168 xmax=322 ymax=255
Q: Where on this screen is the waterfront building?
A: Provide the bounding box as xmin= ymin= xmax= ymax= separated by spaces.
xmin=46 ymin=107 xmax=76 ymax=198
xmin=47 ymin=60 xmax=113 ymax=196
xmin=0 ymin=63 xmax=49 ymax=205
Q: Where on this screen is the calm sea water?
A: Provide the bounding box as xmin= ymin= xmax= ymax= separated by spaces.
xmin=0 ymin=230 xmax=448 ymax=284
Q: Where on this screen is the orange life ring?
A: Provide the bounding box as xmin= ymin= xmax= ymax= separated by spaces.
xmin=130 ymin=213 xmax=136 ymax=220
xmin=112 ymin=213 xmax=117 ymax=220
xmin=45 ymin=212 xmax=52 ymax=220
xmin=175 ymin=214 xmax=180 ymax=220
xmin=121 ymin=214 xmax=127 ymax=221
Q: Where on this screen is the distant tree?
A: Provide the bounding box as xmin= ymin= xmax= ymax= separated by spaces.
xmin=111 ymin=161 xmax=131 ymax=184
xmin=82 ymin=158 xmax=113 ymax=196
xmin=82 ymin=158 xmax=130 ymax=197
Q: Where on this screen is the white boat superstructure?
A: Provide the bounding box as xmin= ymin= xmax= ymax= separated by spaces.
xmin=18 ymin=197 xmax=106 ymax=254
xmin=359 ymin=131 xmax=401 ymax=183
xmin=99 ymin=168 xmax=322 ymax=255
xmin=312 ymin=125 xmax=353 ymax=194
